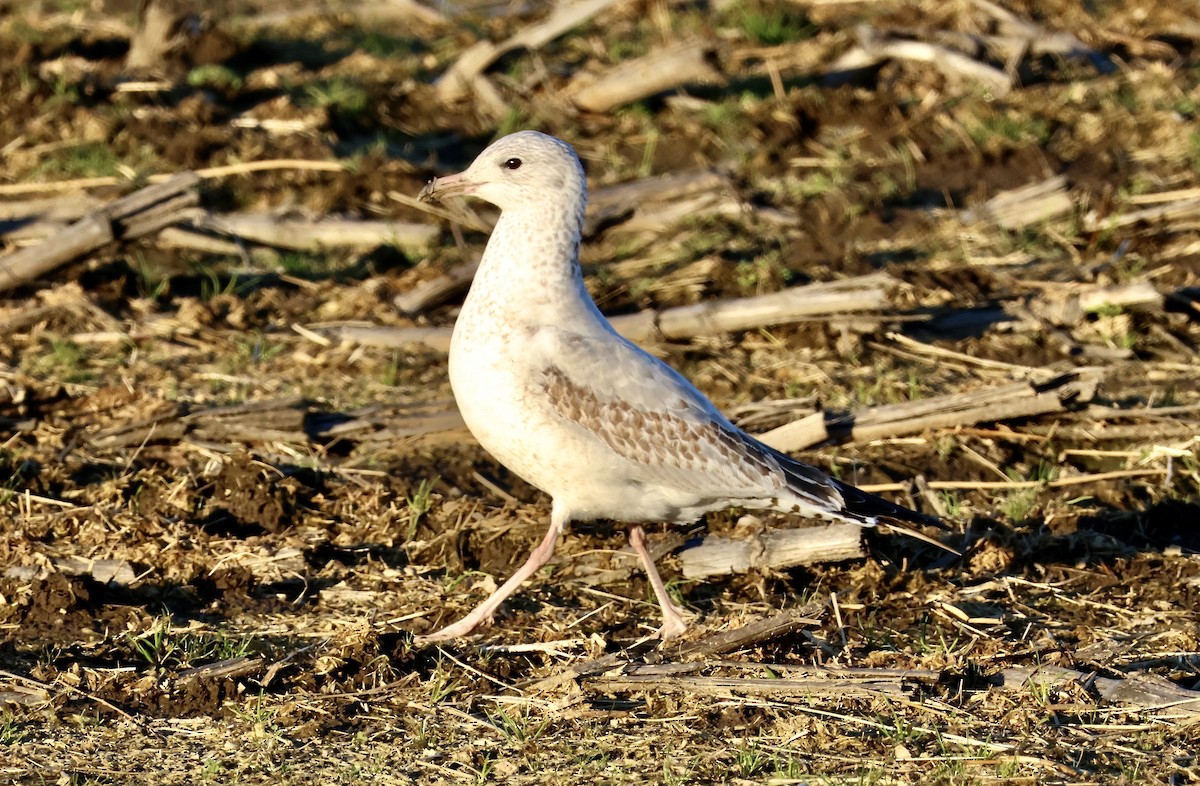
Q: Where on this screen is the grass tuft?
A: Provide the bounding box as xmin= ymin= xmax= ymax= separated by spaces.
xmin=305 ymin=76 xmax=370 ymax=117
xmin=737 ymin=3 xmax=815 ymax=46
xmin=127 ymin=617 xmax=255 ymax=671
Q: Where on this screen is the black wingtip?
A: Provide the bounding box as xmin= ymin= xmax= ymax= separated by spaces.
xmin=829 ymin=478 xmax=959 ymax=553
xmin=828 ymin=477 xmax=947 ymax=531
xmin=767 ymin=442 xmax=946 ymax=531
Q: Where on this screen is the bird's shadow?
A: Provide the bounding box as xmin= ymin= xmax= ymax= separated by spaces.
xmin=856 ymin=497 xmax=1200 ymax=598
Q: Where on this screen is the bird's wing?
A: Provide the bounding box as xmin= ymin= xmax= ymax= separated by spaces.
xmin=532 ymin=327 xmax=847 ymax=515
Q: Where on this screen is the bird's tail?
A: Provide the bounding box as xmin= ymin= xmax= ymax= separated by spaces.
xmin=755 ymin=435 xmax=951 ymax=550
xmin=825 ymin=475 xmax=945 ymax=530
xmin=826 ymin=475 xmax=957 ymax=553
xmin=771 ymin=446 xmax=941 ymax=528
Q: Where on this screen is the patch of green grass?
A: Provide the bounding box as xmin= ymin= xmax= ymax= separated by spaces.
xmin=378 ymin=350 xmax=403 ymax=387
xmin=47 ymin=0 xmax=91 ymax=10
xmin=1022 ymin=460 xmax=1056 ymax=485
xmin=1188 ymin=131 xmax=1200 ymax=173
xmin=994 ymin=757 xmax=1024 ymax=778
xmin=607 ymin=36 xmax=649 ymax=62
xmin=966 ymin=113 xmax=1052 ymax=148
xmin=680 ymin=222 xmax=735 ymax=257
xmin=487 ymin=704 xmax=550 ymax=746
xmin=352 ymin=31 xmax=415 ymax=59
xmin=938 ymin=491 xmax=963 ymax=518
xmin=231 ymin=333 xmax=286 ymax=368
xmin=661 ymin=758 xmax=694 ymax=786
xmin=228 ymin=692 xmax=285 ymax=749
xmin=32 ymin=142 xmax=121 ymax=179
xmin=1113 ymin=83 xmax=1141 ymax=112
xmin=878 ymin=707 xmax=921 ymax=746
xmin=128 ymin=617 xmax=254 ymax=671
xmin=1000 ymin=226 xmax=1063 ymax=262
xmin=700 ymin=97 xmax=744 ymax=131
xmin=1026 ymin=673 xmax=1053 ymax=708
xmin=735 ymin=743 xmax=768 ymax=777
xmin=278 ymin=251 xmax=333 ymax=279
xmin=0 ymin=711 xmax=29 ymax=745
xmin=65 ymin=773 xmax=118 ymax=786
xmin=626 ymin=275 xmax=659 ymax=303
xmin=228 ymin=692 xmax=277 ymax=726
xmin=871 ymin=169 xmax=903 ymax=201
xmin=928 ymin=759 xmax=970 ymax=783
xmin=134 ymin=255 xmax=170 ymax=302
xmin=857 ymin=611 xmax=899 ymax=651
xmin=771 ymin=754 xmax=806 ymax=780
xmin=734 ymin=250 xmax=783 ymax=293
xmin=737 ymin=4 xmax=815 ymax=46
xmin=1122 ymin=172 xmax=1156 ymax=197
xmin=905 ymin=368 xmax=925 ymax=401
xmin=1114 ymin=330 xmax=1138 ymax=351
xmin=1112 ymin=254 xmax=1147 ymax=283
xmin=1173 ymin=95 xmax=1199 ymax=118
xmin=0 ymin=450 xmax=27 ymax=507
xmin=664 ymin=576 xmax=690 ymax=609
xmin=637 ymin=126 xmax=659 ymax=177
xmin=1119 ymin=759 xmax=1144 ymax=782
xmin=199 ymin=269 xmax=261 ymax=301
xmin=201 ymin=758 xmax=226 ymax=781
xmin=68 ymin=709 xmax=105 ymax=731
xmin=999 ymin=461 xmax=1056 ymax=524
xmin=852 ymin=377 xmax=888 ymax=407
xmin=305 ymin=76 xmax=370 ymax=117
xmin=424 ymin=659 xmax=460 ymax=703
xmin=1176 ymin=453 xmax=1200 ymax=500
xmin=786 ymin=168 xmax=849 ymax=200
xmin=1000 ymin=487 xmax=1036 ymax=522
xmin=914 ymin=622 xmax=966 ymax=658
xmin=187 ymin=64 xmax=243 ymax=92
xmin=404 ymin=477 xmax=437 ymax=538
xmin=473 ymin=752 xmax=495 ymax=785
xmin=25 ymin=339 xmax=92 ymax=384
xmin=502 ymin=52 xmax=531 ymax=83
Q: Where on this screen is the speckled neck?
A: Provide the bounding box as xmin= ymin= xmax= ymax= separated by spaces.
xmin=465 ymin=192 xmax=597 ymax=328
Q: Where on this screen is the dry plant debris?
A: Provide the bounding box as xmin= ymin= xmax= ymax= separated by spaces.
xmin=0 ymin=0 xmax=1198 ymax=783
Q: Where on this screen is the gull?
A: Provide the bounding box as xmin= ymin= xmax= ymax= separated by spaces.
xmin=415 ymin=130 xmax=938 ymax=642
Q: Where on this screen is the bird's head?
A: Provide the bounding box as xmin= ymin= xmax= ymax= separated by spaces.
xmin=417 ymin=130 xmax=586 ymax=212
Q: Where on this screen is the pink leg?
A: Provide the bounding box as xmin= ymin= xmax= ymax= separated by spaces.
xmin=628 ymin=526 xmax=688 ymax=640
xmin=416 ymin=514 xmax=561 ymax=644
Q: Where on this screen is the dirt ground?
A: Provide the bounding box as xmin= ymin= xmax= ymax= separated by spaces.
xmin=1 ymin=0 xmax=1199 ymax=783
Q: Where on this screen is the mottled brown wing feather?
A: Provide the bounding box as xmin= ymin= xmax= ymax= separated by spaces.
xmin=541 ymin=365 xmax=844 ymax=512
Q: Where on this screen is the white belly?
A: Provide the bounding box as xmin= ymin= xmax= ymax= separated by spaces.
xmin=449 ymin=316 xmax=574 ymax=494
xmin=450 ymin=322 xmax=696 ymax=522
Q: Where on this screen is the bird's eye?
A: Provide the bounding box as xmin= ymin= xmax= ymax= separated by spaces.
xmin=502 ymin=158 xmax=522 ymax=170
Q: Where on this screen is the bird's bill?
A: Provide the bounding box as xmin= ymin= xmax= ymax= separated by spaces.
xmin=417 ymin=170 xmax=475 ymax=203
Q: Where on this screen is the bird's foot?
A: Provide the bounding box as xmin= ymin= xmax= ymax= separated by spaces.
xmin=413 ymin=612 xmax=492 ymax=645
xmin=655 ymin=612 xmax=688 ymax=641
xmin=651 ymin=596 xmax=689 ymax=641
